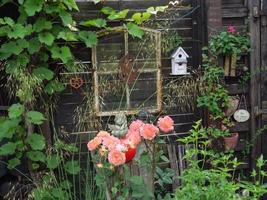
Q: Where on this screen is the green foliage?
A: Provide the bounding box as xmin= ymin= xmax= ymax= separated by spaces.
xmin=26 ymin=133 xmax=46 ymax=150
xmin=64 ymin=160 xmax=81 ymax=175
xmin=26 ymin=111 xmax=46 ymax=125
xmin=210 ymin=30 xmax=250 ymax=56
xmin=175 ymin=120 xmax=267 ymax=200
xmin=8 ymin=103 xmax=25 ymax=119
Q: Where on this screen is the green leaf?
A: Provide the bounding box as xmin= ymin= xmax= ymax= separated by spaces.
xmin=50 ymin=46 xmax=73 ymax=63
xmin=108 ymin=9 xmax=129 ymax=20
xmin=38 ymin=32 xmax=55 ymax=46
xmin=57 ymin=31 xmax=78 ymax=41
xmin=101 ymin=7 xmax=115 ymax=15
xmin=80 ymin=19 xmax=107 ymax=28
xmin=62 ymin=0 xmax=79 ymax=11
xmin=7 ymin=24 xmax=27 ymax=39
xmin=131 ymin=12 xmax=151 ymax=25
xmin=125 ymin=23 xmax=144 ymax=39
xmin=47 ymin=154 xmax=61 ymax=169
xmin=0 ymin=39 xmax=28 ymax=58
xmin=27 ymin=151 xmax=46 ymax=162
xmin=0 ymin=119 xmax=21 ymax=140
xmin=28 ymin=38 xmax=41 ymax=54
xmin=33 ymin=17 xmax=52 ymax=32
xmin=59 ymin=11 xmax=73 ymax=26
xmin=63 ymin=144 xmax=78 ymax=153
xmin=8 ymin=103 xmax=25 ymax=119
xmin=7 ymin=158 xmax=21 ymax=169
xmin=78 ymin=31 xmax=98 ymax=48
xmin=65 ymin=160 xmax=80 ymax=175
xmin=32 ymin=67 xmax=54 ymax=81
xmin=24 ymin=0 xmax=44 ymax=16
xmin=26 ymin=134 xmax=46 ymax=150
xmin=44 ymin=80 xmax=65 ymax=94
xmin=26 ymin=111 xmax=46 ymax=125
xmin=0 ymin=142 xmax=17 ymax=156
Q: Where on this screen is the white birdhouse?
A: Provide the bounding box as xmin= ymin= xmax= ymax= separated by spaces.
xmin=171 ymin=47 xmax=189 ymax=75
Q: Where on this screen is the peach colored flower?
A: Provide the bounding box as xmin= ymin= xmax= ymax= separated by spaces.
xmin=108 ymin=150 xmax=126 ymax=166
xmin=140 ymin=124 xmax=159 ymax=140
xmin=125 ymin=130 xmax=141 ymax=147
xmin=157 ymin=116 xmax=174 ymax=133
xmin=87 ymin=137 xmax=102 ymax=151
xmin=97 ymin=131 xmax=110 ymax=139
xmin=96 ymin=163 xmax=103 ymax=168
xmin=115 ymin=143 xmax=128 ymax=152
xmin=102 ymin=135 xmax=121 ymax=151
xmin=129 ymin=120 xmax=144 ymax=132
xmin=99 ymin=146 xmax=108 ymax=156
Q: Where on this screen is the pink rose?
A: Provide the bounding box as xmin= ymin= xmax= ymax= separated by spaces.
xmin=129 ymin=120 xmax=144 ymax=132
xmin=102 ymin=135 xmax=121 ymax=151
xmin=227 ymin=25 xmax=236 ymax=34
xmin=157 ymin=116 xmax=174 ymax=133
xmin=125 ymin=130 xmax=142 ymax=147
xmin=97 ymin=131 xmax=110 ymax=139
xmin=108 ymin=150 xmax=126 ymax=166
xmin=87 ymin=137 xmax=102 ymax=151
xmin=140 ymin=124 xmax=159 ymax=140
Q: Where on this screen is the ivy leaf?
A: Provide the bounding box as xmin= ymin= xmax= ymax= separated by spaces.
xmin=26 ymin=134 xmax=46 ymax=150
xmin=78 ymin=31 xmax=98 ymax=48
xmin=33 ymin=17 xmax=52 ymax=32
xmin=125 ymin=23 xmax=144 ymax=39
xmin=28 ymin=38 xmax=41 ymax=54
xmin=47 ymin=154 xmax=61 ymax=169
xmin=80 ymin=19 xmax=107 ymax=28
xmin=26 ymin=111 xmax=46 ymax=125
xmin=27 ymin=151 xmax=46 ymax=162
xmin=65 ymin=160 xmax=80 ymax=175
xmin=57 ymin=31 xmax=78 ymax=41
xmin=131 ymin=12 xmax=151 ymax=25
xmin=0 ymin=142 xmax=17 ymax=156
xmin=7 ymin=158 xmax=21 ymax=169
xmin=108 ymin=9 xmax=129 ymax=20
xmin=44 ymin=80 xmax=65 ymax=94
xmin=7 ymin=24 xmax=27 ymax=39
xmin=59 ymin=11 xmax=73 ymax=26
xmin=32 ymin=67 xmax=54 ymax=81
xmin=62 ymin=0 xmax=79 ymax=11
xmin=101 ymin=7 xmax=115 ymax=15
xmin=0 ymin=39 xmax=28 ymax=58
xmin=8 ymin=103 xmax=25 ymax=119
xmin=50 ymin=46 xmax=73 ymax=64
xmin=38 ymin=32 xmax=55 ymax=46
xmin=24 ymin=0 xmax=44 ymax=16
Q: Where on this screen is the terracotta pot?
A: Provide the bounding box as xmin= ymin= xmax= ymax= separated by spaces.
xmin=223 ymin=133 xmax=239 ymax=151
xmin=125 ymin=147 xmax=136 ymax=163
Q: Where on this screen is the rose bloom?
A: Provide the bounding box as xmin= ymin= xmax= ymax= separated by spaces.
xmin=125 ymin=130 xmax=141 ymax=147
xmin=97 ymin=131 xmax=110 ymax=139
xmin=102 ymin=135 xmax=121 ymax=151
xmin=99 ymin=145 xmax=108 ymax=156
xmin=115 ymin=143 xmax=128 ymax=152
xmin=227 ymin=25 xmax=236 ymax=34
xmin=87 ymin=137 xmax=102 ymax=151
xmin=140 ymin=124 xmax=159 ymax=140
xmin=157 ymin=116 xmax=174 ymax=133
xmin=129 ymin=120 xmax=144 ymax=132
xmin=108 ymin=150 xmax=126 ymax=166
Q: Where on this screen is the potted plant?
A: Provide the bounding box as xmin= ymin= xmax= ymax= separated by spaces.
xmin=210 ymin=26 xmax=250 ymax=77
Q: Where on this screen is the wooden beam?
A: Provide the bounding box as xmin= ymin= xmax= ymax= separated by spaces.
xmin=249 ymin=0 xmax=261 ymax=169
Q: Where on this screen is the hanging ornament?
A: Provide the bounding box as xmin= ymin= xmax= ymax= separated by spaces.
xmin=69 ymin=77 xmax=84 ymax=89
xmin=233 ymin=94 xmax=250 ymax=123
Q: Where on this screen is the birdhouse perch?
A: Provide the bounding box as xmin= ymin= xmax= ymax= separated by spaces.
xmin=171 ymin=47 xmax=189 ymax=75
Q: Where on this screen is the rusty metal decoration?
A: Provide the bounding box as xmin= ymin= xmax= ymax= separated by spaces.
xmin=118 ymin=54 xmax=140 ymax=85
xmin=69 ymin=77 xmax=84 ymax=89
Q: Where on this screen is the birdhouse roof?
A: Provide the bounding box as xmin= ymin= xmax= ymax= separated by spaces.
xmin=171 ymin=47 xmax=189 ymax=58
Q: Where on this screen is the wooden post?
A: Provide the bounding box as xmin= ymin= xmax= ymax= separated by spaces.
xmin=249 ymin=0 xmax=261 ymax=169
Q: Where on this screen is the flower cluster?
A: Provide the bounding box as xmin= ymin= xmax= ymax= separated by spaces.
xmin=87 ymin=116 xmax=174 ymax=166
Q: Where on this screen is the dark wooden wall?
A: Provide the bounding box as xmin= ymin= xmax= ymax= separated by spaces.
xmin=54 ymin=0 xmax=205 ymax=150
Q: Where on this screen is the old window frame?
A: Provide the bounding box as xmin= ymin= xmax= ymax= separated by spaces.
xmin=92 ymin=27 xmax=162 ymax=116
